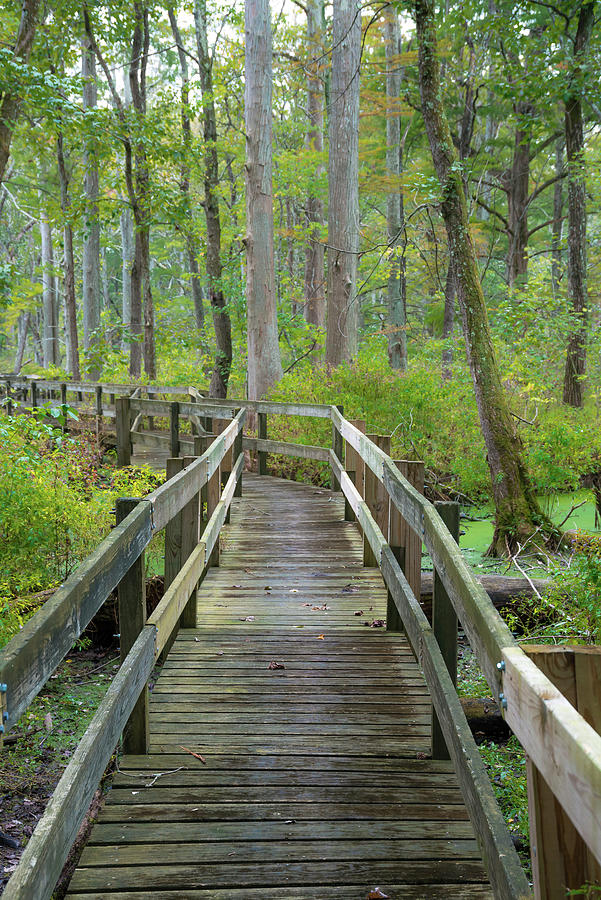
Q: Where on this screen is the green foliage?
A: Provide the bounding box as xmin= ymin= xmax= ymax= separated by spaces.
xmin=0 ymin=411 xmax=163 ymax=648
xmin=479 ymin=737 xmax=529 ymax=846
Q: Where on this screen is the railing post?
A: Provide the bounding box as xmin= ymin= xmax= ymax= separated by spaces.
xmin=524 ymin=645 xmax=601 ymax=899
xmin=389 ymin=460 xmax=424 ymax=600
xmin=60 ymin=382 xmax=67 ymax=407
xmin=234 ymin=412 xmax=243 ymax=499
xmin=431 ymin=501 xmax=460 ymax=760
xmin=363 ymin=434 xmax=391 ymax=567
xmin=180 ymin=456 xmax=201 ymax=629
xmin=170 ymin=401 xmax=180 ymax=458
xmin=95 ymin=385 xmax=103 ymax=419
xmin=344 ymin=418 xmax=366 ymax=522
xmin=257 ymin=411 xmax=267 ymax=475
xmin=116 ymin=497 xmax=148 ymax=755
xmin=5 ymin=379 xmax=12 ymax=417
xmin=31 ymin=380 xmax=38 ymax=410
xmin=116 ymin=397 xmax=131 ymax=467
xmin=331 ymin=404 xmax=344 ymax=492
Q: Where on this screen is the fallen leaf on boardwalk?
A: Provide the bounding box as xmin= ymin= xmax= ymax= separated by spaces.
xmin=354 ymin=610 xmax=364 ymax=616
xmin=317 ymin=634 xmax=325 ymax=640
xmin=263 ymin=585 xmax=272 ymax=591
xmin=289 ymin=589 xmax=298 ymax=593
xmin=194 ymin=637 xmax=200 ymax=642
xmin=244 ymin=567 xmax=255 ymax=574
xmin=342 ymin=584 xmax=360 ymax=593
xmin=180 ymin=746 xmax=207 ymax=764
xmin=240 ymin=616 xmax=255 ymax=622
xmin=303 ymin=603 xmax=313 ymax=607
xmin=312 ymin=606 xmax=321 ymax=611
xmin=367 ymin=889 xmax=389 ymax=899
xmin=371 ymin=619 xmax=385 ymax=628
xmin=268 ymin=661 xmax=285 ymax=670
xmin=232 ymin=584 xmax=242 ymax=589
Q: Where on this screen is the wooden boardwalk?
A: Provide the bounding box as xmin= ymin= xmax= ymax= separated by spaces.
xmin=66 ymin=476 xmax=492 ymax=899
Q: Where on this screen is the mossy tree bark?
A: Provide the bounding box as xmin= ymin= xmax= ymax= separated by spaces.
xmin=562 ymin=0 xmax=594 ymax=409
xmin=415 ymin=0 xmax=555 ymax=555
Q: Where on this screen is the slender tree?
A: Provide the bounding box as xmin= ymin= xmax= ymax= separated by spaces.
xmin=193 ymin=0 xmax=233 ymax=397
xmin=244 ymin=0 xmax=282 ymax=399
xmin=303 ymin=0 xmax=326 ymax=330
xmin=562 ymin=0 xmax=595 ymax=408
xmin=56 ymin=133 xmax=80 ymax=378
xmin=325 ymin=0 xmax=361 ymax=366
xmin=82 ymin=31 xmax=101 ymax=380
xmin=415 ymin=0 xmax=555 ymax=555
xmin=384 ymin=5 xmax=407 ymax=371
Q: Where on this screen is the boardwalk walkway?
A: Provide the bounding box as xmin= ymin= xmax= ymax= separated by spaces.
xmin=66 ymin=476 xmax=492 ymax=899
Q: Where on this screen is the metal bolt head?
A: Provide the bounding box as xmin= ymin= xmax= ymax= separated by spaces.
xmin=496 ymin=661 xmax=506 ymax=672
xmin=498 ymin=692 xmax=508 ymax=710
xmin=0 ymin=683 xmax=7 ymax=692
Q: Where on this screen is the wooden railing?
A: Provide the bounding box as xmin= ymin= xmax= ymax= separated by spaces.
xmin=1 ymin=406 xmax=245 ymax=900
xmin=2 ymin=387 xmax=601 ymax=898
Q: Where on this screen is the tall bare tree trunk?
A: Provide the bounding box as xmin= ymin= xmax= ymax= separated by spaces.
xmin=56 ymin=133 xmax=81 ymax=379
xmin=504 ymin=101 xmax=533 ymax=288
xmin=551 ymin=137 xmax=564 ymax=294
xmin=82 ymin=33 xmax=101 ymax=380
xmin=0 ymin=0 xmax=40 ymax=185
xmin=194 ymin=0 xmax=233 ymax=397
xmin=244 ymin=0 xmax=282 ymax=399
xmin=303 ymin=0 xmax=326 ymax=330
xmin=563 ymin=1 xmax=594 ymax=409
xmin=14 ymin=313 xmax=29 ymax=374
xmin=120 ymin=204 xmax=133 ymax=352
xmin=325 ymin=0 xmax=361 ymax=366
xmin=168 ymin=8 xmax=206 ymax=338
xmin=415 ymin=0 xmax=554 ymax=555
xmin=384 ymin=6 xmax=407 ymax=371
xmin=40 ymin=204 xmax=58 ymax=368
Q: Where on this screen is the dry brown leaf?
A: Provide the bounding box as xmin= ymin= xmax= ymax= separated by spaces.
xmin=367 ymin=889 xmax=389 ymax=899
xmin=240 ymin=615 xmax=255 ymax=622
xmin=179 ymin=746 xmax=207 ymax=764
xmin=354 ymin=610 xmax=364 ymax=616
xmin=268 ymin=661 xmax=285 ymax=670
xmin=317 ymin=634 xmax=325 ymax=640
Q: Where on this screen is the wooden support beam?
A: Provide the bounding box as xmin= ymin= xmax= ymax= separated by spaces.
xmin=206 ymin=438 xmax=221 ymax=567
xmin=331 ymin=404 xmax=344 ymax=492
xmin=170 ymin=401 xmax=180 ymax=458
xmin=95 ymin=385 xmax=103 ymax=418
xmin=344 ymin=418 xmax=365 ymax=522
xmin=116 ymin=498 xmax=148 ymax=755
xmin=525 ymin=645 xmax=601 ymax=899
xmin=258 ymin=412 xmax=267 ymax=475
xmin=116 ymin=397 xmax=131 ymax=467
xmin=180 ymin=456 xmax=201 ymax=629
xmin=363 ymin=434 xmax=390 ymax=567
xmin=432 ymin=501 xmax=460 ymax=760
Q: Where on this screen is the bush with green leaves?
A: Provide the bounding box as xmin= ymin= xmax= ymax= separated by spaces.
xmin=0 ymin=411 xmax=162 ymax=648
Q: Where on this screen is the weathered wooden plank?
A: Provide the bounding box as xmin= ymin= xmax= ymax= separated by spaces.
xmin=242 ymin=436 xmax=330 ymax=462
xmin=67 ymin=886 xmax=493 ymax=900
xmin=0 ymin=502 xmax=152 ymax=730
xmin=2 ymin=627 xmax=155 ymax=900
xmin=67 ymin=859 xmax=489 ymax=892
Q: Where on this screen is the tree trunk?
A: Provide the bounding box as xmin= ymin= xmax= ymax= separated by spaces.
xmin=562 ymin=1 xmax=594 ymax=409
xmin=56 ymin=132 xmax=81 ymax=379
xmin=384 ymin=6 xmax=407 ymax=371
xmin=504 ymin=101 xmax=533 ymax=288
xmin=415 ymin=0 xmax=554 ymax=556
xmin=120 ymin=205 xmax=133 ymax=351
xmin=244 ymin=0 xmax=283 ymax=400
xmin=40 ymin=205 xmax=57 ymax=368
xmin=303 ymin=0 xmax=326 ymax=330
xmin=194 ymin=0 xmax=233 ymax=398
xmin=551 ymin=137 xmax=564 ymax=294
xmin=441 ymin=257 xmax=455 ymax=380
xmin=325 ymin=0 xmax=361 ymax=367
xmin=168 ymin=7 xmax=206 ymax=338
xmin=0 ymin=0 xmax=40 ymax=185
xmin=82 ymin=33 xmax=101 ymax=380
xmin=14 ymin=313 xmax=29 ymax=374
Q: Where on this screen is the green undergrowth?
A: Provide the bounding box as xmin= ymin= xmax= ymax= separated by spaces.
xmin=0 ymin=409 xmax=163 ymax=648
